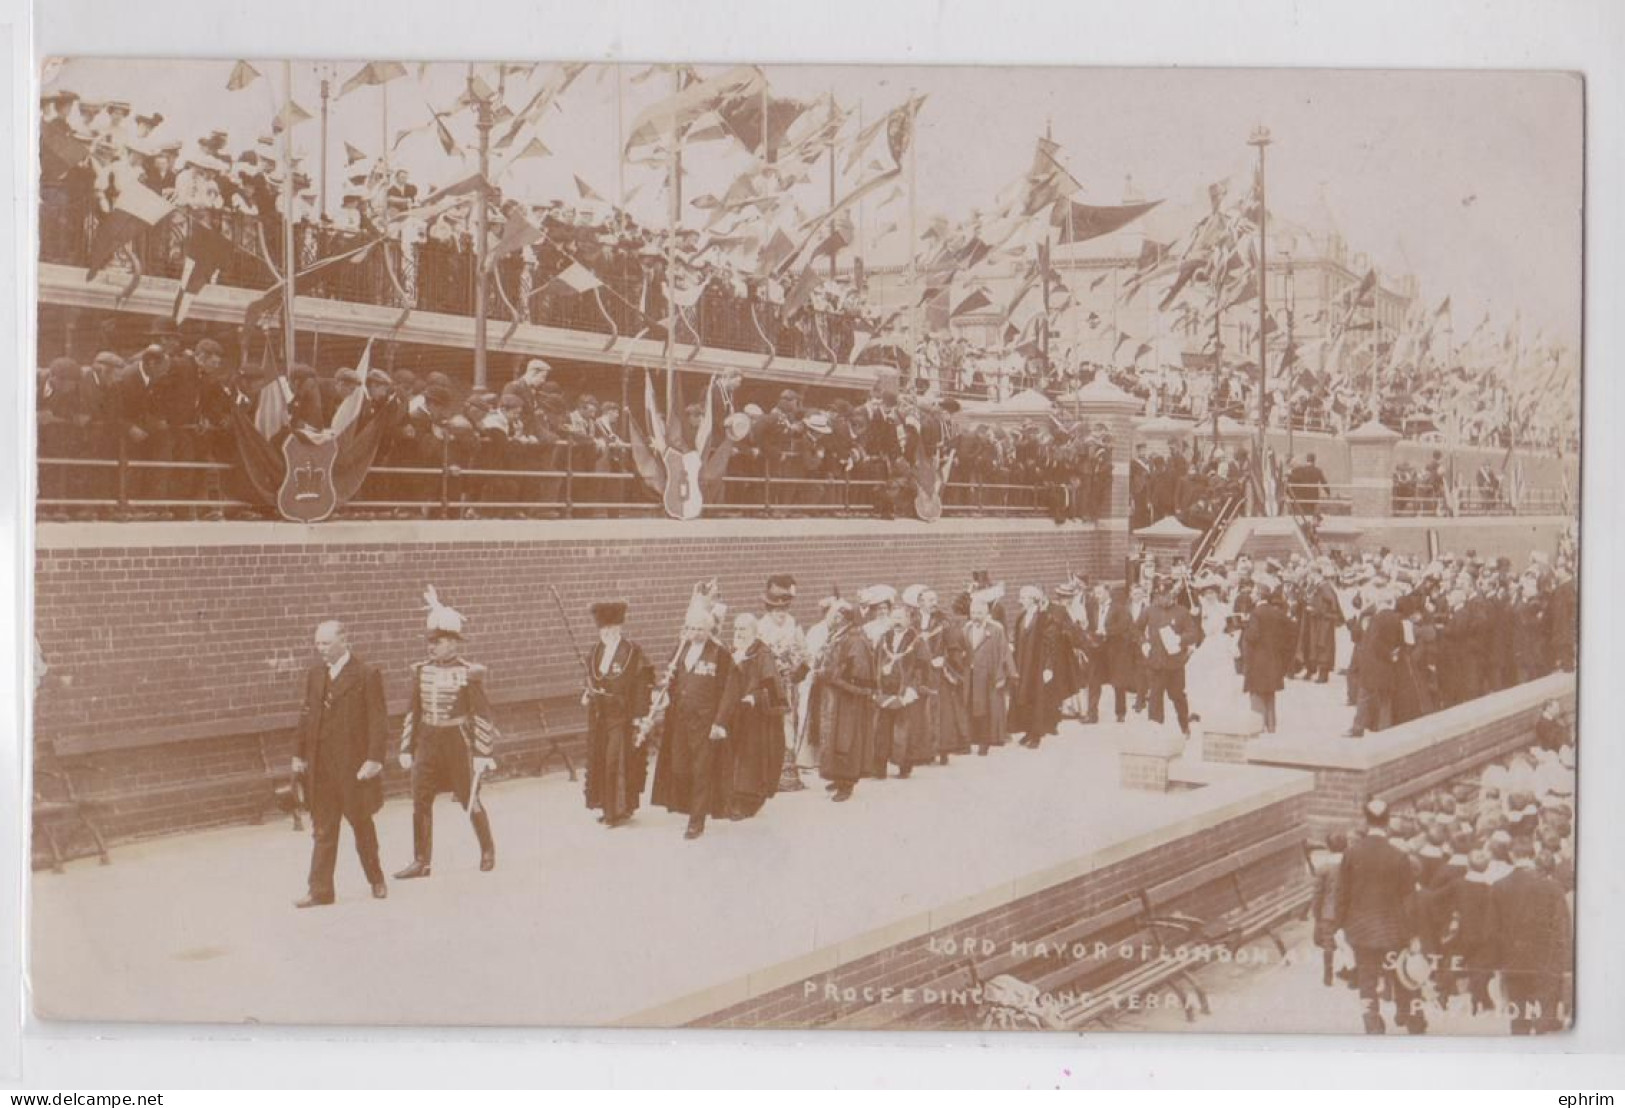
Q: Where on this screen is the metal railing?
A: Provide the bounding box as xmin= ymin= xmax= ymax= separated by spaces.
xmin=1280 ymin=482 xmax=1569 ymax=519
xmin=36 ymin=445 xmax=1060 ymax=521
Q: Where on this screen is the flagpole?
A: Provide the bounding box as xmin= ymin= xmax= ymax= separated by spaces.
xmin=664 ymin=65 xmax=679 ymax=427
xmin=471 ymin=64 xmax=493 ymax=389
xmin=319 ymin=67 xmax=330 ymax=223
xmin=855 ymin=98 xmax=866 ymax=269
xmin=906 ymin=84 xmax=918 ymax=380
xmin=1249 ymin=126 xmax=1271 ymax=457
xmin=281 ymin=60 xmax=299 ymax=369
xmin=827 ymin=83 xmax=837 ymax=281
xmin=615 ymin=65 xmax=625 ymax=208
xmin=381 ymin=79 xmax=389 ymax=175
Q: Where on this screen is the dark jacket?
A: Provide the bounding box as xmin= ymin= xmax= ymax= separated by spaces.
xmin=1336 ymin=830 xmax=1416 ymax=951
xmin=295 ymin=655 xmax=388 ymax=819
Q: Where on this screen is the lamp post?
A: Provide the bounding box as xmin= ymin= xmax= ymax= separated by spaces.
xmin=1247 ymin=124 xmax=1271 ymax=512
xmin=1281 ymin=247 xmax=1296 ymax=461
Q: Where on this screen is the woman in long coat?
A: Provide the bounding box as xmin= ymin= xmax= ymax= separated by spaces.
xmin=932 ymin=593 xmax=973 ymax=760
xmin=1241 ymin=585 xmax=1295 ymax=733
xmin=582 ymin=602 xmax=654 ymax=827
xmin=817 ymin=604 xmax=874 ymax=802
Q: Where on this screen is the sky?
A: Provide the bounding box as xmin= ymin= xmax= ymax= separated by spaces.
xmin=43 ymin=59 xmax=1583 ymax=352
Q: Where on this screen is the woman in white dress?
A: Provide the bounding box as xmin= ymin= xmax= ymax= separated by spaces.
xmin=1183 ymin=578 xmax=1246 ymax=734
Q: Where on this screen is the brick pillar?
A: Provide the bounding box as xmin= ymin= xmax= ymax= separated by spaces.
xmin=1132 ymin=515 xmax=1202 ymax=573
xmin=1067 ymin=377 xmax=1145 ymax=519
xmin=1134 ymin=416 xmax=1197 ymax=459
xmin=1345 ymin=419 xmax=1402 ymax=517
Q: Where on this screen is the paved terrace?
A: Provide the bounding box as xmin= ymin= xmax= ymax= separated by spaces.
xmin=33 ymin=713 xmax=1306 ymax=1029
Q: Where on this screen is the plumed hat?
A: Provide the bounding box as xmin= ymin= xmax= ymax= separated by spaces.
xmin=422 ymin=584 xmax=465 ymax=639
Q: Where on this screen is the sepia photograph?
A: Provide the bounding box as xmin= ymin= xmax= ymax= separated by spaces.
xmin=27 ymin=54 xmax=1581 ymax=1039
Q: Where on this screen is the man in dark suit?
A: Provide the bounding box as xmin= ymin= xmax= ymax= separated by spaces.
xmin=1084 ymin=583 xmax=1135 ymax=724
xmin=1492 ymin=837 xmax=1573 ymax=1034
xmin=1345 ymin=588 xmax=1404 ymax=737
xmin=112 ymin=344 xmax=175 ymax=515
xmin=1009 ymin=586 xmax=1064 ymax=748
xmin=1288 ymin=451 xmax=1329 ymax=514
xmin=292 ymin=620 xmax=388 ymax=908
xmin=1336 ymin=799 xmax=1424 ymax=1034
xmin=1142 ymin=578 xmax=1202 ymax=738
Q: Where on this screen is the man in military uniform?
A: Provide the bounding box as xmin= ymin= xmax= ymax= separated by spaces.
xmin=394 ymin=587 xmax=499 ymax=878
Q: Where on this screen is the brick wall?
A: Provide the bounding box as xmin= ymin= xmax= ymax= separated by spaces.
xmin=34 ymin=519 xmax=1127 ymax=840
xmin=1251 ymin=674 xmax=1575 ymax=838
xmin=689 ymin=787 xmax=1309 ymax=1030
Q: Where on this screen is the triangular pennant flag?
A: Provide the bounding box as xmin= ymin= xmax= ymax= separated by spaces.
xmin=952 ymin=287 xmax=993 ymax=320
xmin=512 ymin=137 xmax=552 ymax=161
xmin=574 ymin=174 xmax=604 ymax=203
xmin=273 ymin=99 xmax=313 ymax=131
xmin=344 ymin=141 xmax=367 ymax=166
xmin=431 ymin=110 xmax=459 ymax=156
xmin=546 ymin=261 xmax=605 ymax=296
xmin=339 ymin=61 xmax=409 ymax=99
xmin=422 ymin=174 xmax=491 ymax=206
xmin=1053 ymin=198 xmax=1163 ymax=245
xmin=484 ymin=213 xmax=544 ymax=272
xmin=227 ymin=60 xmax=262 ymax=92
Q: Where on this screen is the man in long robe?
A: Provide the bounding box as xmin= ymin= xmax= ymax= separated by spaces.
xmin=583 ymin=601 xmax=653 ymax=827
xmin=717 ymin=613 xmax=787 ymax=819
xmin=649 ymin=608 xmax=734 ymax=839
xmin=875 ymin=600 xmax=933 ymax=778
xmin=965 ymin=595 xmax=1014 ymax=755
xmin=816 ymin=601 xmax=872 ymax=802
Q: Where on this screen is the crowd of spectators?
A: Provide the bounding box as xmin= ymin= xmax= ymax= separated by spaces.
xmin=36 ymin=338 xmax=1128 ymax=523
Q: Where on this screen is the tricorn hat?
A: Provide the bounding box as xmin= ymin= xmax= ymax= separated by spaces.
xmin=591 ymin=600 xmax=628 ymax=628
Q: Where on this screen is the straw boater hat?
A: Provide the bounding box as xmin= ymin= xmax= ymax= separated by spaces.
xmin=857 ymin=584 xmax=896 ymax=610
xmin=900 ymin=584 xmax=927 ymax=609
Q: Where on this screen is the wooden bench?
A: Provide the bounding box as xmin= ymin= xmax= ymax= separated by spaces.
xmin=823 ymin=896 xmax=1196 ymax=1031
xmin=1020 ymin=901 xmax=1211 ymax=1029
xmin=32 ymin=742 xmax=111 ymax=872
xmin=1136 ymin=826 xmax=1316 ymax=996
xmin=34 ymin=733 xmax=303 ymax=871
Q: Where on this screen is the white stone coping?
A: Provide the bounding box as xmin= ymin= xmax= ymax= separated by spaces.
xmin=1247 ymin=671 xmax=1574 ymax=772
xmin=617 ymin=761 xmax=1312 ymax=1027
xmin=36 ymin=515 xmax=1133 ymax=551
